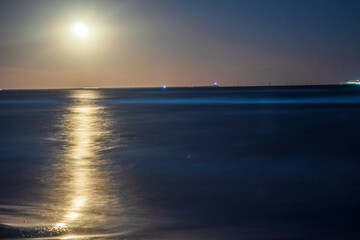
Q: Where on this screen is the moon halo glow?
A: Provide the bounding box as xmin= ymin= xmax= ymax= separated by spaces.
xmin=71 ymin=21 xmax=88 ymax=38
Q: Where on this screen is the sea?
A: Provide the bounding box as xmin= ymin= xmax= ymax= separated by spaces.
xmin=0 ymin=85 xmax=360 ymax=240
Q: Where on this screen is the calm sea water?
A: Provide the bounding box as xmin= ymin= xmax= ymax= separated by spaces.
xmin=0 ymin=86 xmax=360 ymax=239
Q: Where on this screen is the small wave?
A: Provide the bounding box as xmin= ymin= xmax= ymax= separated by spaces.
xmin=32 ymin=231 xmax=131 ymax=240
xmin=0 ymin=224 xmax=132 ymax=239
xmin=0 ymin=223 xmax=69 ymax=239
xmin=0 ymin=205 xmax=134 ymax=240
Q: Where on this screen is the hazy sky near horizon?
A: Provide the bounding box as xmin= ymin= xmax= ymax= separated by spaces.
xmin=0 ymin=0 xmax=360 ymax=89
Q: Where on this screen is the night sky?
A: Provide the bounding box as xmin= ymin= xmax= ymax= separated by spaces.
xmin=0 ymin=0 xmax=359 ymax=89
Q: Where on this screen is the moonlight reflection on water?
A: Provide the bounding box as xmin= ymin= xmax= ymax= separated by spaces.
xmin=49 ymin=90 xmax=126 ymax=235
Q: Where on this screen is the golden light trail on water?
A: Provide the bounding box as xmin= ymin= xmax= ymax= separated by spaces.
xmin=52 ymin=90 xmax=118 ymax=232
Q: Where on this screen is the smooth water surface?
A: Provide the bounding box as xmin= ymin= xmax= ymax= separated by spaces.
xmin=1 ymin=86 xmax=360 ymax=239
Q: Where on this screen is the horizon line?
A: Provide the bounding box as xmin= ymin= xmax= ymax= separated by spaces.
xmin=0 ymin=83 xmax=343 ymax=91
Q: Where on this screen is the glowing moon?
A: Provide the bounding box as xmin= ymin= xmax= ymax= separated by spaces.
xmin=71 ymin=21 xmax=88 ymax=37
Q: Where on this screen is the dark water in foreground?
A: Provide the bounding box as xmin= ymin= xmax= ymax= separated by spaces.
xmin=1 ymin=86 xmax=360 ymax=240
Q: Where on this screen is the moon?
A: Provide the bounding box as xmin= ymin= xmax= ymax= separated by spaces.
xmin=71 ymin=21 xmax=88 ymax=38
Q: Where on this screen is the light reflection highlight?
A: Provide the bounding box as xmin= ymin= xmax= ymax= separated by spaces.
xmin=56 ymin=223 xmax=67 ymax=228
xmin=50 ymin=90 xmax=119 ymax=232
xmin=66 ymin=213 xmax=79 ymax=219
